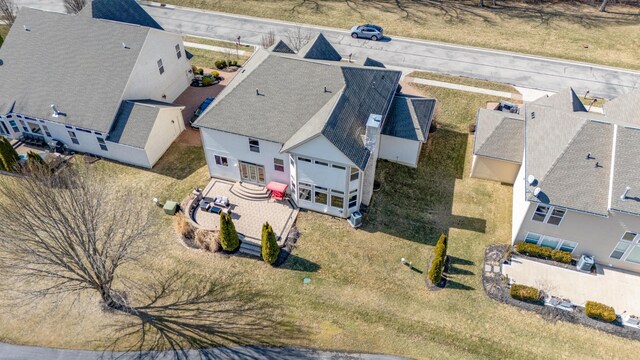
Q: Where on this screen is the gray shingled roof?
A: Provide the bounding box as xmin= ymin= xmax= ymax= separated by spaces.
xmin=80 ymin=0 xmax=163 ymax=30
xmin=196 ymin=49 xmax=401 ymax=169
xmin=530 ymin=120 xmax=613 ymax=215
xmin=473 ymin=109 xmax=524 ymax=163
xmin=603 ymin=90 xmax=640 ymax=126
xmin=382 ymin=96 xmax=436 ymax=141
xmin=269 ymin=40 xmax=295 ymax=54
xmin=297 ymin=33 xmax=342 ymax=61
xmin=610 ymin=126 xmax=640 ymax=214
xmin=108 ymin=100 xmax=178 ymax=148
xmin=0 ymin=8 xmax=150 ymax=133
xmin=531 ymin=87 xmax=587 ymax=113
xmin=362 ymin=57 xmax=386 ymax=68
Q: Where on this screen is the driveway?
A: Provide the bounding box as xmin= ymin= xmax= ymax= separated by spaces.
xmin=173 ymin=69 xmax=238 ymax=146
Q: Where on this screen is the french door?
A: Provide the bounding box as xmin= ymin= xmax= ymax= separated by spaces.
xmin=239 ymin=161 xmax=265 ymax=185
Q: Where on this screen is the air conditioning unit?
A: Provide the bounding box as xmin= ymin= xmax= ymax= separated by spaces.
xmin=576 ymin=254 xmax=595 ymax=272
xmin=348 ymin=211 xmax=363 ymax=228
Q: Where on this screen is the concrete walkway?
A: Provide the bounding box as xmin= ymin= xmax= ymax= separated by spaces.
xmin=0 ymin=343 xmax=408 ymax=360
xmin=409 ymin=77 xmax=516 ymax=99
xmin=503 ymin=256 xmax=640 ymax=315
xmin=184 ymin=41 xmax=251 ymax=56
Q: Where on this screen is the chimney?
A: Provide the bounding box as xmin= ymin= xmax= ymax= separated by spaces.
xmin=360 ymin=114 xmax=383 ymax=206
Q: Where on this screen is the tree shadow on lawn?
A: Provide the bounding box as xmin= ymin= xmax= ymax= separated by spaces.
xmin=279 ymin=253 xmax=321 ymax=273
xmin=364 ymin=128 xmax=486 ymax=245
xmin=103 ymin=269 xmax=302 ymax=359
xmin=445 ymin=278 xmax=475 ymax=291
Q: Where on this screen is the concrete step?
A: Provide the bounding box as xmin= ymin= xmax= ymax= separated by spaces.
xmin=239 ymin=240 xmax=262 ymax=258
xmin=231 ymin=182 xmax=271 ymax=200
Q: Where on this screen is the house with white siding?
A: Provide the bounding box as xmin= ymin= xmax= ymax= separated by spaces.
xmin=195 ymin=35 xmax=436 ymax=218
xmin=472 ymin=88 xmax=640 ymax=274
xmin=0 ymin=0 xmax=192 ymax=168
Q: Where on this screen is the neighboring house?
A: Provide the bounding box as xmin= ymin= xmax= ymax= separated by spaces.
xmin=472 ymin=87 xmax=640 ymax=274
xmin=0 ymin=0 xmax=192 ymax=168
xmin=196 ymin=34 xmax=436 ymax=218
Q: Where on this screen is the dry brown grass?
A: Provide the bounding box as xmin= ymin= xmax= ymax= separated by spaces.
xmin=167 ymin=0 xmax=640 ymax=69
xmin=194 ymin=228 xmax=220 ymax=251
xmin=175 ymin=212 xmax=195 ymax=239
xmin=1 ymin=85 xmax=639 ymax=357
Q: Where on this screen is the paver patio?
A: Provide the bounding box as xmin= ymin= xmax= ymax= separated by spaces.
xmin=503 ymin=256 xmax=640 ymax=315
xmin=194 ymin=179 xmax=298 ymax=244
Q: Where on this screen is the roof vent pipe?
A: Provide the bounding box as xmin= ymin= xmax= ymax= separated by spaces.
xmin=621 ymin=187 xmax=631 ymax=201
xmin=533 ymin=187 xmax=542 ymax=197
xmin=324 ymin=86 xmax=327 ymax=93
xmin=527 ymin=175 xmax=537 ymax=186
xmin=23 ymin=25 xmax=30 ymax=32
xmin=122 ymin=43 xmax=130 ymax=49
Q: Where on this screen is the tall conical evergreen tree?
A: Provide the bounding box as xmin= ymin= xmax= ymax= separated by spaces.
xmin=0 ymin=137 xmax=20 ymax=172
xmin=261 ymin=222 xmax=280 ymax=264
xmin=428 ymin=233 xmax=448 ymax=285
xmin=25 ymin=151 xmax=49 ymax=173
xmin=219 ymin=212 xmax=239 ymax=252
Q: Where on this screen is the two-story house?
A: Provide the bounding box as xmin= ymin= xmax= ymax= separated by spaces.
xmin=0 ymin=0 xmax=193 ymax=168
xmin=472 ymin=88 xmax=640 ymax=274
xmin=195 ymin=35 xmax=436 ymax=218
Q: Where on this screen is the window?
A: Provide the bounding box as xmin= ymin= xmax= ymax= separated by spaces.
xmin=249 ymin=138 xmax=259 ymax=153
xmin=350 ymin=167 xmax=359 ymax=181
xmin=523 ymin=232 xmax=578 ymax=253
xmin=332 ymin=164 xmax=346 ymax=170
xmin=0 ymin=121 xmax=9 ymax=135
xmin=9 ymin=120 xmax=19 ymax=133
xmin=298 ymin=182 xmax=311 ymax=201
xmin=175 ymin=44 xmax=182 ymax=59
xmin=348 ymin=190 xmax=358 ymax=208
xmin=68 ymin=130 xmax=79 ymax=145
xmin=76 ymin=128 xmax=91 ymax=133
xmin=214 ymin=155 xmax=228 ymax=167
xmin=611 ymin=242 xmax=631 ymax=260
xmin=290 ymin=156 xmax=295 ymax=167
xmin=625 ymin=247 xmax=640 ymax=264
xmin=315 ymin=160 xmax=328 ymax=166
xmin=290 ymin=178 xmax=296 ymax=192
xmin=274 ymin=158 xmax=284 ymax=172
xmin=531 ymin=204 xmax=566 ymax=225
xmin=532 ymin=204 xmax=550 ymax=222
xmin=622 ymin=232 xmax=637 ymax=242
xmin=331 ymin=190 xmax=344 ymax=209
xmin=42 ymin=125 xmax=51 ymax=137
xmin=19 ymin=120 xmax=29 ymax=132
xmin=547 ymin=208 xmax=566 ymax=225
xmin=298 ymin=157 xmax=311 ymax=163
xmin=559 ymin=240 xmax=578 ymax=253
xmin=524 ymin=233 xmax=542 ymax=244
xmin=96 ymin=137 xmax=108 ymax=151
xmin=157 ymin=59 xmax=164 ymax=75
xmin=314 ymin=186 xmax=327 ymax=205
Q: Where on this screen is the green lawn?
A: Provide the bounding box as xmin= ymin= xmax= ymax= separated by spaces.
xmin=0 ymin=85 xmax=638 ymax=358
xmin=166 ymin=0 xmax=640 ymax=70
xmin=184 ymin=35 xmax=254 ymax=52
xmin=187 ymin=46 xmax=250 ymax=69
xmin=410 ymin=71 xmax=520 ymax=94
xmin=0 ymin=24 xmax=9 ymax=46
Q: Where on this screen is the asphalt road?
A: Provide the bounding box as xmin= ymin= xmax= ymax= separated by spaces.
xmin=11 ymin=0 xmax=640 ymax=98
xmin=0 ymin=343 xmax=408 ymax=360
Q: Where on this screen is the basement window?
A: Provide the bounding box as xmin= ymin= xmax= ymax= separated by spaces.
xmin=68 ymin=130 xmax=79 ymax=145
xmin=96 ymin=137 xmax=108 ymax=151
xmin=175 ymin=44 xmax=182 ymax=59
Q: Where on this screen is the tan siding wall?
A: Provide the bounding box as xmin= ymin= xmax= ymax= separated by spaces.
xmin=516 ymin=206 xmax=640 ymax=273
xmin=470 ymin=155 xmax=521 ymax=184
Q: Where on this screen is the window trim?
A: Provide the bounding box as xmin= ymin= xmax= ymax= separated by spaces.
xmin=350 ymin=167 xmax=359 ymax=182
xmin=249 ymin=138 xmax=260 ymax=153
xmin=523 ymin=232 xmax=577 ymax=253
xmin=274 ymin=158 xmax=285 ymax=172
xmin=214 ymin=155 xmax=229 ymax=167
xmin=531 ymin=204 xmax=566 ymax=226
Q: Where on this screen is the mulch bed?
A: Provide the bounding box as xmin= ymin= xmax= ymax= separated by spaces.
xmin=483 ymin=244 xmax=640 ymax=341
xmin=273 ymin=226 xmax=300 ymax=267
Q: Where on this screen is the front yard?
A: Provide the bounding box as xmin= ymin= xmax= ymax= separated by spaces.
xmin=0 ymin=84 xmax=638 ymax=358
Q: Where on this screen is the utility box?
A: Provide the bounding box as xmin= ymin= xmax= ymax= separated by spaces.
xmin=348 ymin=211 xmax=363 ymax=228
xmin=163 ymin=201 xmax=178 ymax=215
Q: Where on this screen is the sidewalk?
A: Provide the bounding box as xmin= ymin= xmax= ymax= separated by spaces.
xmin=184 ymin=42 xmax=251 ymax=56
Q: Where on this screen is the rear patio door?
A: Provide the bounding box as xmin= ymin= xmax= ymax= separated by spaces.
xmin=239 ymin=161 xmax=265 ymax=185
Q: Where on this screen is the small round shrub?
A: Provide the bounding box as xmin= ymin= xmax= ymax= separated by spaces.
xmin=202 ymin=77 xmax=213 ymax=86
xmin=229 ymin=60 xmax=237 ymax=66
xmin=215 ymin=60 xmax=227 ymax=69
xmin=191 ymin=65 xmax=198 ymax=74
xmin=510 ymin=284 xmax=542 ymax=303
xmin=197 ymin=68 xmax=204 ymax=75
xmin=585 ymin=301 xmax=617 ymax=322
xmin=210 ymin=70 xmax=220 ymax=78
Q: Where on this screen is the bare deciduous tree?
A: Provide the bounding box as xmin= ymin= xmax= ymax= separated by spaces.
xmin=0 ymin=164 xmax=155 ymax=311
xmin=285 ymin=26 xmax=311 ymax=52
xmin=0 ymin=0 xmax=17 ymax=26
xmin=599 ymin=0 xmax=610 ymax=12
xmin=261 ymin=30 xmax=276 ymax=49
xmin=64 ymin=0 xmax=87 ymax=14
